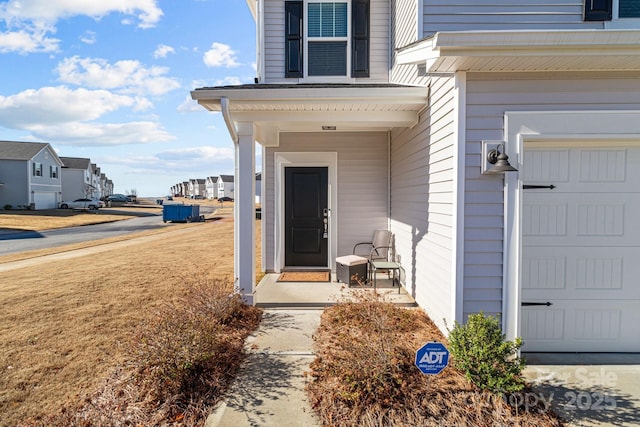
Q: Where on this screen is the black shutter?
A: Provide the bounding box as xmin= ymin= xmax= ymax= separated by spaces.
xmin=351 ymin=0 xmax=369 ymax=78
xmin=285 ymin=1 xmax=303 ymax=78
xmin=584 ymin=0 xmax=612 ymax=21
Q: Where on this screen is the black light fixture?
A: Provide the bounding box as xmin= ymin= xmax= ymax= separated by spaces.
xmin=486 ymin=143 xmax=518 ymax=174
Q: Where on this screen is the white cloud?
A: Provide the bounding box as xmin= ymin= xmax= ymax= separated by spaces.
xmin=30 ymin=121 xmax=174 ymax=146
xmin=0 ymin=86 xmax=136 ymax=127
xmin=0 ymin=0 xmax=163 ymax=53
xmin=203 ymin=42 xmax=240 ymax=68
xmin=153 ymin=44 xmax=175 ymax=59
xmin=214 ymin=76 xmax=243 ymax=86
xmin=0 ymin=0 xmax=163 ymax=28
xmin=0 ymin=25 xmax=59 ymax=53
xmin=100 ymin=145 xmax=234 ymax=174
xmin=0 ymin=85 xmax=171 ymax=145
xmin=154 ymin=146 xmax=235 ymax=170
xmin=56 ymin=56 xmax=181 ymax=96
xmin=177 ymin=96 xmax=206 ymax=113
xmin=79 ymin=31 xmax=96 ymax=44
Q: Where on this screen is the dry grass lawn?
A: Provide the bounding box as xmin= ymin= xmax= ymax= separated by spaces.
xmin=0 ymin=215 xmax=257 ymax=426
xmin=308 ymin=296 xmax=565 ymax=426
xmin=0 ymin=208 xmax=158 ymax=231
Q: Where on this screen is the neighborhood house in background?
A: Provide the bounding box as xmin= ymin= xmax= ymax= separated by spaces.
xmin=169 ymin=173 xmax=260 ymax=203
xmin=0 ymin=141 xmax=114 ymax=210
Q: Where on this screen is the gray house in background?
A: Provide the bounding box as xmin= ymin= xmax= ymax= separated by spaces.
xmin=59 ymin=157 xmax=94 ymax=201
xmin=193 ymin=0 xmax=640 ymax=354
xmin=0 ymin=141 xmax=63 ymax=209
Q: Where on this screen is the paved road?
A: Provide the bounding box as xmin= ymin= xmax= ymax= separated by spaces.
xmin=0 ymin=206 xmax=215 ymax=256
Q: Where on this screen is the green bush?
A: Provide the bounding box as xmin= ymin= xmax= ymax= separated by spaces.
xmin=448 ymin=312 xmax=525 ymax=394
xmin=3 ymin=204 xmax=11 ymax=210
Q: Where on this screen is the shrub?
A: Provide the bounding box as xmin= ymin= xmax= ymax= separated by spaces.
xmin=26 ymin=279 xmax=263 ymax=426
xmin=3 ymin=204 xmax=11 ymax=210
xmin=447 ymin=312 xmax=525 ymax=394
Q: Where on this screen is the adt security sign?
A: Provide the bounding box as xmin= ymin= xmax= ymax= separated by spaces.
xmin=415 ymin=342 xmax=449 ymax=375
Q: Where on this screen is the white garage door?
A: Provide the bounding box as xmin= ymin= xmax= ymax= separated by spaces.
xmin=33 ymin=192 xmax=57 ymax=209
xmin=521 ymin=145 xmax=640 ymax=352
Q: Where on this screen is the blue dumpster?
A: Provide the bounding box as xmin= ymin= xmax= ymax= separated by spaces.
xmin=162 ymin=204 xmax=202 ymax=223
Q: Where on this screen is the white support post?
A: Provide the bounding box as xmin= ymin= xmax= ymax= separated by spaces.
xmin=235 ymin=122 xmax=256 ymax=305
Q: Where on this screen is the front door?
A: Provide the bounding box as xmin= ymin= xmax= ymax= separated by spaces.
xmin=285 ymin=167 xmax=328 ymax=267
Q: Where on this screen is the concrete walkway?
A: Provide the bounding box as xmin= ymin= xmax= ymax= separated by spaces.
xmin=205 ymin=309 xmax=322 ymax=427
xmin=205 ymin=276 xmax=640 ymax=427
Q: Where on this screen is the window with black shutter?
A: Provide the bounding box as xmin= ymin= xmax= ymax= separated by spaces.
xmin=285 ymin=1 xmax=303 ymax=77
xmin=351 ymin=0 xmax=369 ymax=77
xmin=284 ymin=0 xmax=370 ymax=79
xmin=584 ymin=0 xmax=612 ymax=21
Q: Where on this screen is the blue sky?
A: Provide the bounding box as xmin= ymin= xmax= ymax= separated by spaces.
xmin=0 ymin=0 xmax=256 ymax=196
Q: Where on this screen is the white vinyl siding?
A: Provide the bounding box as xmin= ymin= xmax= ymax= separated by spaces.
xmin=390 ymin=76 xmax=457 ymax=332
xmin=390 ymin=0 xmax=428 ymax=86
xmin=421 ymin=0 xmax=604 ymax=36
xmin=263 ymin=131 xmax=389 ymax=271
xmin=264 ymin=0 xmax=389 ymax=83
xmin=463 ymin=71 xmax=640 ymax=320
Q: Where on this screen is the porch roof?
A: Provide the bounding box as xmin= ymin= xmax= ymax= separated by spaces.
xmin=191 ymin=83 xmax=429 ymax=146
xmin=397 ymin=29 xmax=640 ymax=73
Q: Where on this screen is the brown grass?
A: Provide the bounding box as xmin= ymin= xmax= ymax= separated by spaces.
xmin=0 ymin=208 xmax=157 ymax=231
xmin=307 ymin=292 xmax=565 ymax=427
xmin=0 ymin=216 xmax=261 ymax=426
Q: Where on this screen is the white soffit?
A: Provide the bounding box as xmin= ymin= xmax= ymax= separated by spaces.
xmin=190 ymin=85 xmax=429 ymax=140
xmin=397 ymin=29 xmax=640 ymax=73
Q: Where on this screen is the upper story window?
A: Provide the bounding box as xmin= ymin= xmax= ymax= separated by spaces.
xmin=50 ymin=165 xmax=59 ymax=179
xmin=285 ymin=0 xmax=369 ymax=80
xmin=308 ymin=2 xmax=348 ymax=76
xmin=33 ymin=162 xmax=42 ymax=177
xmin=585 ymin=0 xmax=640 ymax=24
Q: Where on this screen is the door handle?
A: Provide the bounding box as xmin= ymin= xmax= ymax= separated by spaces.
xmin=521 ymin=302 xmax=553 ymax=307
xmin=322 ymin=209 xmax=329 ymax=238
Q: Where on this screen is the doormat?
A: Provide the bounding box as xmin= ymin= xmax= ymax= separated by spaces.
xmin=277 ymin=271 xmax=330 ymax=282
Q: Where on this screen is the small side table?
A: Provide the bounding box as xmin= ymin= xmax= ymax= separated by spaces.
xmin=336 ymin=255 xmax=368 ymax=286
xmin=371 ymin=260 xmax=401 ymax=293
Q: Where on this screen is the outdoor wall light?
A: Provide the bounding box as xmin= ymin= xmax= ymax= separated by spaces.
xmin=482 ymin=141 xmax=518 ymax=174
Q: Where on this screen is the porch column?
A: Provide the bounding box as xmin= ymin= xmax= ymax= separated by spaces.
xmin=234 ymin=121 xmax=256 ymax=304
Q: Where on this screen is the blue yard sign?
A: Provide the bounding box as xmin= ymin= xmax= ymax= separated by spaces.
xmin=415 ymin=341 xmax=449 ymax=375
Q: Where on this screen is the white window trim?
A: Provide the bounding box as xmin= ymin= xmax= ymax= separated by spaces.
xmin=301 ymin=0 xmax=355 ymax=83
xmin=605 ymin=0 xmax=640 ymax=28
xmin=274 ymin=152 xmax=338 ymax=273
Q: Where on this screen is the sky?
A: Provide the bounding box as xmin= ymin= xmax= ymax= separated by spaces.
xmin=0 ymin=0 xmax=257 ymax=196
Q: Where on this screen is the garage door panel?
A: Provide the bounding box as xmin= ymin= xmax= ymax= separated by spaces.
xmin=525 ymin=194 xmax=640 ymax=243
xmin=34 ymin=192 xmax=57 ymax=209
xmin=522 ymin=145 xmax=640 ymax=352
xmin=522 ymin=301 xmax=640 ymax=352
xmin=524 ymin=247 xmax=640 ymax=299
xmin=525 ymin=147 xmax=640 ymax=191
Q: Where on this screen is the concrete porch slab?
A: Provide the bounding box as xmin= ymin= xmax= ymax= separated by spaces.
xmin=254 ymin=272 xmax=417 ymax=308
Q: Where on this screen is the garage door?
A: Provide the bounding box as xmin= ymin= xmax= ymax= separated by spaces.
xmin=33 ymin=192 xmax=57 ymax=209
xmin=521 ymin=145 xmax=640 ymax=352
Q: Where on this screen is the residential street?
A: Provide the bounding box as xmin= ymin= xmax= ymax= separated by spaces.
xmin=0 ymin=206 xmax=215 ymax=256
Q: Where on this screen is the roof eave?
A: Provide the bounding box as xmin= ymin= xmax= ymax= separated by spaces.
xmin=397 ymin=29 xmax=640 ymax=73
xmin=191 ymin=85 xmax=428 ymax=111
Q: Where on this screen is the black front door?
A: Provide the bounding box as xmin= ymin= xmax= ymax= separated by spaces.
xmin=285 ymin=167 xmax=328 ymax=267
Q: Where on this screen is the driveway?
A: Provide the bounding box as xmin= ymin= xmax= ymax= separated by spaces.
xmin=523 ymin=353 xmax=640 ymax=427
